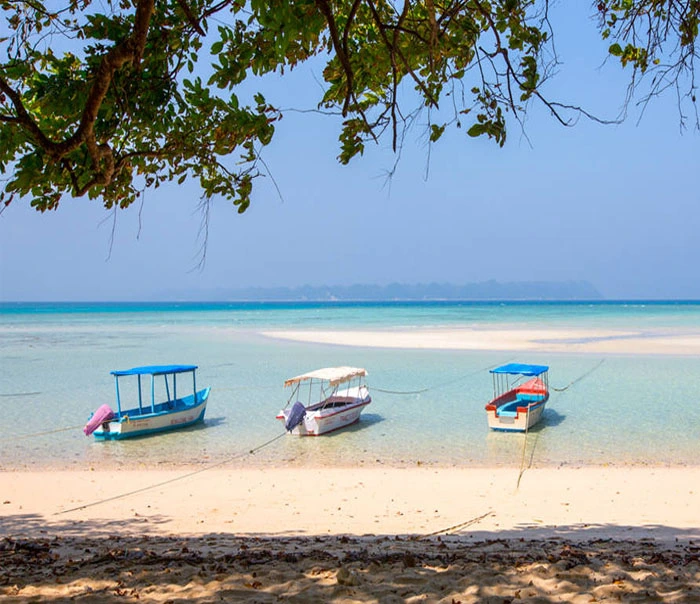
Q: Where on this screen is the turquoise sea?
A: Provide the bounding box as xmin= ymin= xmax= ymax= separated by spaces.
xmin=1 ymin=301 xmax=699 ymax=470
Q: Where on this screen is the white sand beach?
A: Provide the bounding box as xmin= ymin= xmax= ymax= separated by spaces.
xmin=3 ymin=466 xmax=699 ymax=540
xmin=2 ymin=466 xmax=699 ymax=602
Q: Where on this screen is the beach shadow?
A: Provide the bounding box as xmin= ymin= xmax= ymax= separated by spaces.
xmin=0 ymin=512 xmax=174 ymax=539
xmin=2 ymin=522 xmax=699 ymax=603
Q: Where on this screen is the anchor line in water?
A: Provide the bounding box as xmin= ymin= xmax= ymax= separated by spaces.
xmin=551 ymin=359 xmax=605 ymax=392
xmin=5 ymin=424 xmax=85 ymax=441
xmin=54 ymin=430 xmax=288 ymax=515
xmin=373 ymin=359 xmax=514 ymax=396
xmin=373 ymin=386 xmax=429 ymax=395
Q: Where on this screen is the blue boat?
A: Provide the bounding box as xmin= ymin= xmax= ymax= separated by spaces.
xmin=485 ymin=363 xmax=549 ymax=431
xmin=83 ymin=365 xmax=210 ymax=440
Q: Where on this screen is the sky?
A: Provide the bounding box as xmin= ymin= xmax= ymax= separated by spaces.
xmin=1 ymin=4 xmax=699 ymax=301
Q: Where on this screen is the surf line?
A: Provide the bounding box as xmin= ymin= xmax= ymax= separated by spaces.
xmin=54 ymin=431 xmax=287 ymax=516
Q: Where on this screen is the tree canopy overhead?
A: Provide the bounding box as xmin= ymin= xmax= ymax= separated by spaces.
xmin=0 ymin=1 xmax=698 ymax=214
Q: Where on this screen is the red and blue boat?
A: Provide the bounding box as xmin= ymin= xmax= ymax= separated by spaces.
xmin=485 ymin=363 xmax=549 ymax=432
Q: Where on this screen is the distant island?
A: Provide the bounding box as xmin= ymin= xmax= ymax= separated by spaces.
xmin=159 ymin=280 xmax=603 ymax=301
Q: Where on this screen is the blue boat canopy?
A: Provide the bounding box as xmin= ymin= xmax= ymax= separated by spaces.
xmin=111 ymin=364 xmax=198 ymax=377
xmin=490 ymin=363 xmax=549 ymax=376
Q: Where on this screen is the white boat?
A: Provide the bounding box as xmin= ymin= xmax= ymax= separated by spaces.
xmin=277 ymin=367 xmax=371 ymax=435
xmin=485 ymin=363 xmax=549 ymax=432
xmin=84 ymin=364 xmax=210 ymax=440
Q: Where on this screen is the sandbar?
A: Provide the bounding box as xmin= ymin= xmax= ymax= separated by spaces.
xmin=262 ymin=326 xmax=700 ymax=355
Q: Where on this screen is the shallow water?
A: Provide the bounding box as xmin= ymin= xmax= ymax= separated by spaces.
xmin=1 ymin=301 xmax=699 ymax=469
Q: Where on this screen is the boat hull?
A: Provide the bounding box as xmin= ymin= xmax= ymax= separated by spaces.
xmin=278 ymin=400 xmax=370 ymax=435
xmin=485 ymin=391 xmax=548 ymax=432
xmin=277 ymin=386 xmax=371 ymax=436
xmin=92 ymin=388 xmax=210 ymax=441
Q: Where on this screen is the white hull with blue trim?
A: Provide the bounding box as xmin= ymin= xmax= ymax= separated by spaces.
xmin=84 ymin=364 xmax=210 ymax=441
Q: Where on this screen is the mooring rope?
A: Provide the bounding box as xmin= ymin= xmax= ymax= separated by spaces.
xmin=412 ymin=510 xmax=495 ymax=540
xmin=516 ymin=359 xmax=605 ymax=489
xmin=373 ymin=386 xmax=429 ymax=395
xmin=54 ymin=431 xmax=288 ymax=515
xmin=374 ymin=359 xmax=514 ymax=396
xmin=6 ymin=424 xmax=85 ymax=441
xmin=516 ymin=407 xmax=533 ymax=490
xmin=551 ymin=359 xmax=605 ymax=392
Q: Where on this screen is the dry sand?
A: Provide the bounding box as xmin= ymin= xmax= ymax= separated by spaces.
xmin=2 ymin=466 xmax=699 ymax=602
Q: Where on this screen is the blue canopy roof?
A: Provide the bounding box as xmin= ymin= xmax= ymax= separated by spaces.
xmin=490 ymin=363 xmax=549 ymax=376
xmin=111 ymin=364 xmax=198 ymax=377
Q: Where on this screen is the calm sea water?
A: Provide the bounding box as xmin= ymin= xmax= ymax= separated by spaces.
xmin=1 ymin=301 xmax=699 ymax=470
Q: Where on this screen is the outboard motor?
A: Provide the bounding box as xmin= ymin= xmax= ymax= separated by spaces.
xmin=83 ymin=404 xmax=115 ymax=436
xmin=285 ymin=401 xmax=306 ymax=432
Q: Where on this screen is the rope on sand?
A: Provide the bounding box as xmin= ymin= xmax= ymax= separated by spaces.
xmin=516 ymin=409 xmax=534 ymax=490
xmin=412 ymin=511 xmax=495 ymax=540
xmin=54 ymin=431 xmax=287 ymax=515
xmin=516 ymin=359 xmax=604 ymax=489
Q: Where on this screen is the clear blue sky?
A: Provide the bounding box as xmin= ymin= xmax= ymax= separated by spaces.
xmin=1 ymin=4 xmax=698 ymax=301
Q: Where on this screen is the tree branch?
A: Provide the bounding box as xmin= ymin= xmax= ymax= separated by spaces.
xmin=175 ymin=0 xmax=206 ymax=36
xmin=315 ymin=0 xmax=356 ymax=116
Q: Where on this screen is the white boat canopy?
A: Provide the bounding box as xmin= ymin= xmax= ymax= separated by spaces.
xmin=284 ymin=366 xmax=368 ymax=388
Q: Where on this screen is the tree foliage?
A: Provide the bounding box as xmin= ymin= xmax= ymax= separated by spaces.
xmin=0 ymin=1 xmax=697 ymax=213
xmin=598 ymin=1 xmax=699 ymax=126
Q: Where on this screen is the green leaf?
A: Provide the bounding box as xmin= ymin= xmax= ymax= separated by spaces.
xmin=467 ymin=124 xmax=486 ymax=138
xmin=429 ymin=124 xmax=445 ymax=143
xmin=609 ymin=43 xmax=623 ymax=56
